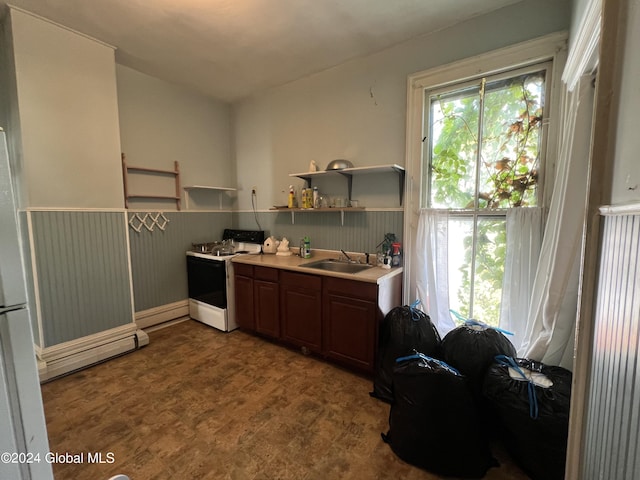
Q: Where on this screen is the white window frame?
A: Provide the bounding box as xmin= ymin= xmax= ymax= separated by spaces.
xmin=402 ymin=32 xmax=568 ymax=305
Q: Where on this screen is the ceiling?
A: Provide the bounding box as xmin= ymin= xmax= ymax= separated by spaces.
xmin=2 ymin=0 xmax=523 ymax=102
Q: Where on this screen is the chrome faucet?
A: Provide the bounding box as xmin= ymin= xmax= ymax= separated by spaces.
xmin=340 ymin=249 xmax=354 ymax=262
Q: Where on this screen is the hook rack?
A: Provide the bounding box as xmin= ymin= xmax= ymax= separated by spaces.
xmin=128 ymin=212 xmax=170 ymax=233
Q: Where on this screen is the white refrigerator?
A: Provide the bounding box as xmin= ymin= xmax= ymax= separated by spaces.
xmin=0 ymin=129 xmax=53 ymax=479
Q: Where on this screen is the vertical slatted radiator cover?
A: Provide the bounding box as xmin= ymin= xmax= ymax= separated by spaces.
xmin=30 ymin=211 xmax=134 ymax=347
xmin=583 ymin=211 xmax=640 ymax=479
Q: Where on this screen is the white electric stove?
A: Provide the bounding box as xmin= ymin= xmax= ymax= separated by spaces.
xmin=186 ymin=229 xmax=263 ymax=331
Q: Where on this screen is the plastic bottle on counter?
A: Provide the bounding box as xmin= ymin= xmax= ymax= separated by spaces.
xmin=300 ymin=236 xmax=311 ymax=258
xmin=391 ymin=242 xmax=402 ymax=267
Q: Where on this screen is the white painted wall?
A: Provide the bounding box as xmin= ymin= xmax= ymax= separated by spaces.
xmin=233 ymin=0 xmax=572 ymax=210
xmin=116 ymin=65 xmax=234 ymax=211
xmin=610 ymin=0 xmax=640 ymax=205
xmin=9 ymin=8 xmax=123 ymax=209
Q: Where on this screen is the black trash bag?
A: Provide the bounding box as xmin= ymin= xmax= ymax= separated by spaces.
xmin=371 ymin=304 xmax=441 ymax=403
xmin=441 ymin=321 xmax=516 ymax=395
xmin=382 ymin=353 xmax=498 ymax=478
xmin=483 ymin=356 xmax=572 ymax=480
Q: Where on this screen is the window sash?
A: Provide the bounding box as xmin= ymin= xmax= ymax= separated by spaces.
xmin=421 ymin=61 xmax=553 ymax=212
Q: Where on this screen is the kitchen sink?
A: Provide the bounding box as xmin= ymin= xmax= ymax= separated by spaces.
xmin=299 ymin=259 xmax=373 ymax=274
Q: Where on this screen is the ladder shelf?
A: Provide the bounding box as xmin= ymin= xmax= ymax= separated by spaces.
xmin=122 ymin=153 xmax=181 ymax=210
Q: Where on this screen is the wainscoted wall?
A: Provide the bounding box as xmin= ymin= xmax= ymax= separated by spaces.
xmin=127 ymin=209 xmax=402 ymax=320
xmin=28 ymin=209 xmax=403 ymax=342
xmin=29 ymin=211 xmax=133 ymax=347
xmin=234 ymin=210 xmax=403 ymax=253
xmin=127 ymin=211 xmax=232 ymax=311
xmin=582 ymin=209 xmax=640 ymax=479
xmin=23 ymin=208 xmax=402 ymax=378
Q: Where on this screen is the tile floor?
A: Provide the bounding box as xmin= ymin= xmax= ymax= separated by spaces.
xmin=41 ymin=320 xmax=530 ymax=479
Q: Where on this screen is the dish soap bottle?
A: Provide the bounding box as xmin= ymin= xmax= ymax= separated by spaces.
xmin=300 ymin=236 xmax=311 ymax=258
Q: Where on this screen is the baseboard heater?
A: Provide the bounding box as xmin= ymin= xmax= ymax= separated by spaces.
xmin=37 ymin=325 xmax=149 ymax=383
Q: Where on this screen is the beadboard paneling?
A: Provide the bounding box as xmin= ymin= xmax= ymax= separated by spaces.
xmin=234 ymin=210 xmax=403 ymax=253
xmin=30 ymin=211 xmax=133 ymax=347
xmin=128 ymin=211 xmax=232 ymax=311
xmin=29 ymin=210 xmax=400 ymax=344
xmin=583 ymin=213 xmax=640 ymax=479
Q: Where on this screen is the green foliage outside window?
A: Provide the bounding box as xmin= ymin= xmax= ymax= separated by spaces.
xmin=427 ymin=70 xmax=545 ymax=325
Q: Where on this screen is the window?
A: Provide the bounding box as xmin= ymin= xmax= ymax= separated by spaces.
xmin=422 ymin=63 xmax=550 ymax=325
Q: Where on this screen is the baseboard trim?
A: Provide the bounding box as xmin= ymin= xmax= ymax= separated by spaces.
xmin=36 ymin=324 xmax=143 ymax=382
xmin=135 ymin=300 xmax=189 ymax=329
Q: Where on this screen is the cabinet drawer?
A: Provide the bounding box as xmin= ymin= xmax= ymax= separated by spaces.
xmin=233 ymin=263 xmax=253 ymax=277
xmin=254 ymin=266 xmax=279 ymax=282
xmin=324 ymin=277 xmax=377 ymax=301
xmin=280 ymin=270 xmax=322 ymax=290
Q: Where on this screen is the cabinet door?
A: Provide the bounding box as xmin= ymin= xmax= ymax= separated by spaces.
xmin=323 ymin=292 xmax=377 ymax=373
xmin=254 ymin=279 xmax=280 ymax=338
xmin=280 ymin=271 xmax=322 ymax=352
xmin=234 ymin=274 xmax=255 ymax=330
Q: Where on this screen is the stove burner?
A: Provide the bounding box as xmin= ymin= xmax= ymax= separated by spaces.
xmin=191 ymin=242 xmax=218 ymax=254
xmin=211 ymin=250 xmax=234 ymax=256
xmin=191 ymin=230 xmax=264 ymax=255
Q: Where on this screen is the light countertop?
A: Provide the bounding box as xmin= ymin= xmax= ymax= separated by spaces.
xmin=231 ymin=249 xmax=402 ymax=284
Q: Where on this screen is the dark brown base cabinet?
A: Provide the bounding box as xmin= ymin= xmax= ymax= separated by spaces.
xmin=280 ymin=271 xmax=323 ymax=353
xmin=235 ymin=264 xmax=280 ymax=338
xmin=233 ymin=262 xmax=402 ymax=374
xmin=323 ymin=277 xmax=378 ymax=372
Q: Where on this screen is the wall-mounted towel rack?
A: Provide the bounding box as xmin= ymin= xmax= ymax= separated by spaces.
xmin=122 ymin=153 xmax=181 ymax=210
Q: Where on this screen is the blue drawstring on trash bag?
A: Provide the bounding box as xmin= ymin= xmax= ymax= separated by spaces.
xmin=395 ymin=351 xmax=461 ymax=376
xmin=449 ymin=309 xmax=514 ymax=336
xmin=494 ymin=354 xmax=539 ymax=419
xmin=410 ymin=299 xmax=422 ymax=321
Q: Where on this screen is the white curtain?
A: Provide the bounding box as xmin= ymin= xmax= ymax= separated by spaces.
xmin=500 ymin=207 xmax=543 ymax=351
xmin=518 ymin=76 xmax=595 ymax=369
xmin=415 ymin=209 xmax=456 ymax=337
xmin=413 ymin=78 xmax=594 ymax=368
xmin=416 ymin=206 xmax=544 ymax=346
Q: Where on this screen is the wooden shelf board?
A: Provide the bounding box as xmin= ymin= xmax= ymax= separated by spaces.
xmin=127 ymin=195 xmax=180 ymax=200
xmin=289 ymin=164 xmax=404 ymax=179
xmin=269 ymin=207 xmax=365 ymax=212
xmin=183 ymin=185 xmax=237 ymax=191
xmin=126 ymin=165 xmax=178 ymax=175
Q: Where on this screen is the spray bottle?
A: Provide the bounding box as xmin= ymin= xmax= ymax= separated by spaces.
xmin=288 ymin=185 xmax=295 ymax=209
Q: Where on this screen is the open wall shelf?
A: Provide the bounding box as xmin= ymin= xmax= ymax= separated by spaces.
xmin=269 ymin=206 xmax=365 ymax=225
xmin=183 ymin=185 xmax=237 ymax=209
xmin=289 ymin=164 xmax=405 ymax=205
